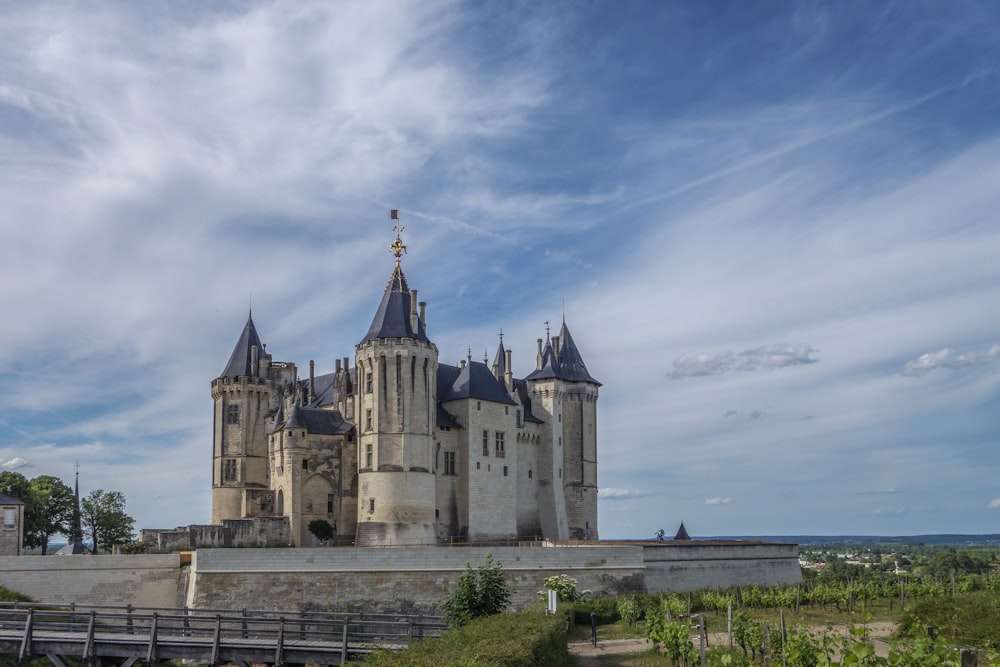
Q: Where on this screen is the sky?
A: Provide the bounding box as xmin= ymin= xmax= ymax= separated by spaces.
xmin=1 ymin=1 xmax=999 ymax=539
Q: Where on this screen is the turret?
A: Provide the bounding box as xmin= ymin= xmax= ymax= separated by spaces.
xmin=211 ymin=313 xmax=274 ymax=524
xmin=354 ymin=219 xmax=439 ymax=546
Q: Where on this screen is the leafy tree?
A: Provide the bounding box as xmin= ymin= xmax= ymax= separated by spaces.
xmin=26 ymin=475 xmax=75 ymax=554
xmin=439 ymin=553 xmax=511 ymax=627
xmin=542 ymin=573 xmax=590 ymax=602
xmin=308 ymin=519 xmax=334 ymax=544
xmin=81 ymin=489 xmax=135 ymax=552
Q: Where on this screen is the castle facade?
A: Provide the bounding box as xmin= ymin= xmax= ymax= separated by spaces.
xmin=210 ymin=234 xmax=600 ymax=546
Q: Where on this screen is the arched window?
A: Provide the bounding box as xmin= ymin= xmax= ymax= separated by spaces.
xmin=276 ymin=489 xmax=284 ymax=515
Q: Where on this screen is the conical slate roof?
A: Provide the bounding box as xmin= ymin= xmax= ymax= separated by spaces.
xmin=492 ymin=340 xmax=507 ymax=377
xmin=524 ymin=321 xmax=600 ymax=385
xmin=553 ymin=321 xmax=600 ymax=384
xmin=674 ymin=522 xmax=691 ymax=541
xmin=220 ymin=314 xmax=265 ymax=378
xmin=360 ymin=264 xmax=429 ymax=343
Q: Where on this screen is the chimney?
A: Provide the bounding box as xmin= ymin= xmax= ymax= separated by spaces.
xmin=251 ymin=345 xmax=259 ymax=377
xmin=552 ymin=335 xmax=561 ymax=363
xmin=343 ymin=356 xmax=349 ymax=372
xmin=419 ymin=301 xmax=426 ymax=327
xmin=460 ymin=359 xmax=467 ymax=371
xmin=309 ymin=360 xmax=315 ymax=403
xmin=335 ymin=358 xmax=342 ymax=372
xmin=410 ymin=290 xmax=419 ymax=332
xmin=505 ymin=349 xmax=513 ymax=391
xmin=492 ymin=362 xmax=500 ymax=380
xmin=536 ymin=338 xmax=543 ymax=370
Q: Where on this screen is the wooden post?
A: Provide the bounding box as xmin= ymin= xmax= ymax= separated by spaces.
xmin=275 ymin=617 xmax=285 ymax=667
xmin=146 ymin=612 xmax=159 ymax=665
xmin=699 ymin=614 xmax=707 ymax=667
xmin=727 ymin=600 xmax=733 ymax=649
xmin=82 ymin=610 xmax=96 ymax=662
xmin=780 ymin=611 xmax=787 ymax=667
xmin=961 ymin=648 xmax=978 ymax=667
xmin=340 ymin=622 xmax=348 ymax=664
xmin=762 ymin=623 xmax=771 ymax=667
xmin=18 ymin=608 xmax=33 ymax=663
xmin=210 ymin=614 xmax=222 ymax=667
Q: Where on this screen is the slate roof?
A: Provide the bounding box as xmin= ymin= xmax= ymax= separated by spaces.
xmin=524 ymin=321 xmax=600 ymax=385
xmin=220 ymin=314 xmax=265 ymax=378
xmin=360 ymin=265 xmax=429 ymax=343
xmin=274 ymin=403 xmax=352 ymax=436
xmin=0 ymin=493 xmax=24 ymax=505
xmin=440 ymin=360 xmax=517 ymax=406
xmin=674 ymin=522 xmax=691 ymax=541
xmin=492 ymin=341 xmax=507 ymax=377
xmin=512 ymin=379 xmax=545 ymax=424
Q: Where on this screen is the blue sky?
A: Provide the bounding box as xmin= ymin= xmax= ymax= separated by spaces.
xmin=1 ymin=1 xmax=999 ymax=539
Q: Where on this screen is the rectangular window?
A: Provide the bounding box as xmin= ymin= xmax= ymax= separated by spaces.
xmin=366 ymin=409 xmax=373 ymax=431
xmin=444 ymin=451 xmax=456 ymax=475
xmin=226 ymin=405 xmax=239 ymax=424
xmin=302 ymin=459 xmax=309 ymax=470
xmin=482 ymin=430 xmax=489 ymax=456
xmin=2 ymin=508 xmax=14 ymax=527
xmin=368 ymin=498 xmax=375 ymax=513
xmin=503 ymin=465 xmax=508 ymax=477
xmin=516 ymin=410 xmax=522 ymax=428
xmin=476 ymin=401 xmax=481 ymax=410
xmin=223 ymin=459 xmax=237 ymax=481
xmin=366 ymin=372 xmax=373 ymax=393
xmin=495 ymin=431 xmax=505 ymax=458
xmin=365 ymin=444 xmax=373 ymax=469
xmin=327 ymin=494 xmax=335 ymax=514
xmin=528 ymin=469 xmax=532 ymax=479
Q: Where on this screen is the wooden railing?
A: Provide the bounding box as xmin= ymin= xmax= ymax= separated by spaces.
xmin=0 ymin=602 xmax=447 ymax=666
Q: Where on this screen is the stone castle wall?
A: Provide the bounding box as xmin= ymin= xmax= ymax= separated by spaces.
xmin=0 ymin=554 xmax=181 ymax=607
xmin=0 ymin=542 xmax=800 ymax=612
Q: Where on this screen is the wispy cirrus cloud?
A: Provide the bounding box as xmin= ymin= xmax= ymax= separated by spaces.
xmin=705 ymin=497 xmax=733 ymax=505
xmin=672 ymin=344 xmax=819 ymax=379
xmin=902 ymin=344 xmax=1000 ymax=376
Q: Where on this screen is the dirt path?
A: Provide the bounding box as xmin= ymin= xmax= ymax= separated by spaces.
xmin=568 ymin=622 xmax=898 ymax=665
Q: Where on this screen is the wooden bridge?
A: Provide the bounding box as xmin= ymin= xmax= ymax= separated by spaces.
xmin=0 ymin=602 xmax=447 ymax=666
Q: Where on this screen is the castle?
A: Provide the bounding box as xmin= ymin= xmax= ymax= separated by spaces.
xmin=210 ymin=224 xmax=600 ymax=547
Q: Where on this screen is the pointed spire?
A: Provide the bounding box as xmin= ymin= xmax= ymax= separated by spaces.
xmin=220 ymin=313 xmax=265 ymax=378
xmin=492 ymin=335 xmax=507 ymax=379
xmin=360 ymin=220 xmax=430 ymax=344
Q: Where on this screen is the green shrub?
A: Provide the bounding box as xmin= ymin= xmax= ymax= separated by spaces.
xmin=438 ymin=553 xmax=511 ymax=628
xmin=898 ymin=590 xmax=1000 ymax=649
xmin=362 ymin=610 xmax=569 ymax=666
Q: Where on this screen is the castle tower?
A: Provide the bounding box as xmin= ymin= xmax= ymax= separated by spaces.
xmin=210 ymin=314 xmax=275 ymax=524
xmin=354 ymin=223 xmax=439 ymax=546
xmin=525 ymin=319 xmax=600 ymax=540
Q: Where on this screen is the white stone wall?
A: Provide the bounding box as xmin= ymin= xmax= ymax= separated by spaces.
xmin=0 ymin=555 xmax=181 ymax=607
xmin=463 ymin=400 xmax=518 ymax=541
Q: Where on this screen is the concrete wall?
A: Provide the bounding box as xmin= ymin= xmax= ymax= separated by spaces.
xmin=0 ymin=554 xmax=181 ymax=607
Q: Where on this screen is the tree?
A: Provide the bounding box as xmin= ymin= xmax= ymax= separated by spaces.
xmin=26 ymin=476 xmax=76 ymax=554
xmin=81 ymin=489 xmax=135 ymax=552
xmin=308 ymin=519 xmax=334 ymax=544
xmin=439 ymin=553 xmax=511 ymax=627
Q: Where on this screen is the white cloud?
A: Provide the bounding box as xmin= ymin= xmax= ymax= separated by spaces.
xmin=0 ymin=457 xmax=30 ymax=470
xmin=705 ymin=497 xmax=733 ymax=505
xmin=599 ymin=488 xmax=649 ymax=500
xmin=902 ymin=344 xmax=1000 ymax=376
xmin=989 ymin=498 xmax=1000 ymax=509
xmin=672 ymin=344 xmax=819 ymax=378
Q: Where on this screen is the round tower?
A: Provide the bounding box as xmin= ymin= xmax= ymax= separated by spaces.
xmin=211 ymin=313 xmax=274 ymax=524
xmin=354 ymin=223 xmax=439 ymax=546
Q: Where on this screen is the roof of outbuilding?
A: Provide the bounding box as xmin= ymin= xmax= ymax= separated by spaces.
xmin=275 ymin=404 xmax=352 ymax=435
xmin=360 ymin=265 xmax=429 ymax=343
xmin=220 ymin=313 xmax=265 ymax=378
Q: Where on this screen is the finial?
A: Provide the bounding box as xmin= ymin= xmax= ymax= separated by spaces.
xmin=389 ymin=210 xmax=407 ymax=266
xmin=483 ymin=349 xmax=488 ymax=364
xmin=499 ymin=328 xmax=504 ymax=344
xmin=467 ymin=347 xmax=472 ymax=362
xmin=545 ymin=320 xmax=550 ymax=341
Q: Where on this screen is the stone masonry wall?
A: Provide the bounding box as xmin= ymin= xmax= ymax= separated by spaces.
xmin=0 ymin=555 xmax=181 ymax=607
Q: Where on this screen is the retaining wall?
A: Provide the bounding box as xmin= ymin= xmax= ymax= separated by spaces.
xmin=0 ymin=554 xmax=181 ymax=607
